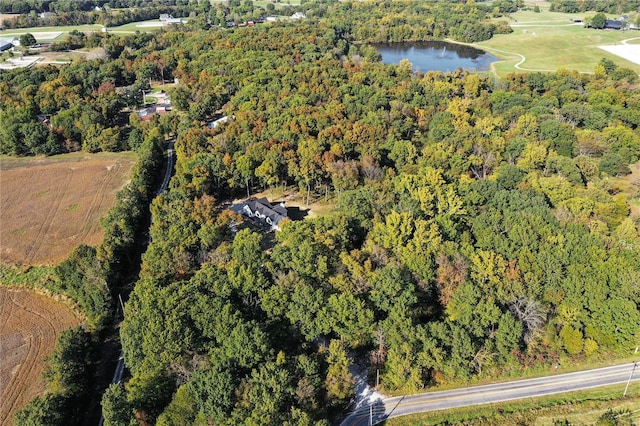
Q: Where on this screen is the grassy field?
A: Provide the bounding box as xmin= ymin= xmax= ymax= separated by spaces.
xmin=0 ymin=18 xmax=166 ymax=40
xmin=0 ymin=25 xmax=102 ymax=41
xmin=108 ymin=19 xmax=173 ymax=33
xmin=386 ymin=384 xmax=640 ymax=425
xmin=0 ymin=152 xmax=136 ymax=266
xmin=471 ymin=4 xmax=640 ymax=77
xmin=234 ymin=187 xmax=337 ymax=220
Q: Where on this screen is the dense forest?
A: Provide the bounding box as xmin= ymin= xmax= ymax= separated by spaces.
xmin=1 ymin=0 xmax=639 ymax=424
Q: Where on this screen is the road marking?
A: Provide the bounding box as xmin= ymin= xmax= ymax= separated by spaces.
xmin=394 ymin=370 xmax=636 ymax=409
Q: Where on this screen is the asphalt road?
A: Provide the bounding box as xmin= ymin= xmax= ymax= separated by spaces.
xmin=341 ymin=363 xmax=640 ymax=426
xmin=98 ymin=141 xmax=174 ymax=426
xmin=158 ymin=141 xmax=174 ymax=195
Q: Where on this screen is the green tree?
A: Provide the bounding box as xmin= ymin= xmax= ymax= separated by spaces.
xmin=43 ymin=327 xmax=92 ymax=397
xmin=188 ymin=363 xmax=236 ymax=422
xmin=101 ymin=383 xmax=133 ymax=426
xmin=14 ymin=394 xmax=67 ymax=426
xmin=590 ymin=13 xmax=606 ymax=29
xmin=19 ymin=32 xmax=37 ymax=47
xmin=325 ymin=339 xmax=354 ymax=407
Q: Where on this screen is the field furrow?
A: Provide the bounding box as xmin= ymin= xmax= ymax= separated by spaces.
xmin=0 ymin=153 xmax=136 ymax=265
xmin=0 ymin=288 xmax=81 ymax=426
xmin=23 ymin=168 xmax=73 ymax=264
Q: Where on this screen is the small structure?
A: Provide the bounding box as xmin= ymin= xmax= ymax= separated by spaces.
xmin=160 ymin=14 xmax=183 ymax=24
xmin=291 ymin=12 xmax=306 ymax=19
xmin=229 ymin=198 xmax=288 ymax=231
xmin=604 ymin=20 xmax=623 ymax=30
xmin=207 ymin=115 xmax=228 ymax=129
xmin=137 ymin=105 xmax=169 ymax=121
xmin=0 ymin=37 xmax=14 ymax=51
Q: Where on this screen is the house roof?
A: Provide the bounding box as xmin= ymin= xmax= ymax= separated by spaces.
xmin=229 ymin=198 xmax=288 ymax=229
xmin=605 ymin=20 xmax=623 ymax=29
xmin=0 ymin=38 xmax=15 ymax=51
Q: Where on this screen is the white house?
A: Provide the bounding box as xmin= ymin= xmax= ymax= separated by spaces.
xmin=229 ymin=198 xmax=288 ymax=231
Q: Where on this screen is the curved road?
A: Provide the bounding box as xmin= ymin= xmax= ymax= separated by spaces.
xmin=341 ymin=363 xmax=640 ymax=426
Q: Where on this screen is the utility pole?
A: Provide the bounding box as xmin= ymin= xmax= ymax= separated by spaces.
xmin=369 ymin=404 xmax=373 ymax=426
xmin=623 ymin=362 xmax=637 ymax=397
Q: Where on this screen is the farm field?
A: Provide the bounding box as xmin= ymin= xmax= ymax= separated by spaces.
xmin=0 ymin=287 xmax=81 ymax=425
xmin=107 ymin=19 xmax=170 ymax=33
xmin=0 ymin=24 xmax=102 ymax=41
xmin=473 ymin=6 xmax=640 ymax=76
xmin=0 ymin=19 xmax=167 ymax=40
xmin=0 ymin=152 xmax=136 ymax=266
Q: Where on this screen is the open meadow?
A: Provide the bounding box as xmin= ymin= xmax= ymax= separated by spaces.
xmin=473 ymin=6 xmax=640 ymax=76
xmin=0 ymin=287 xmax=81 ymax=426
xmin=0 ymin=19 xmax=165 ymax=40
xmin=0 ymin=152 xmax=136 ymax=266
xmin=0 ymin=24 xmax=102 ymax=42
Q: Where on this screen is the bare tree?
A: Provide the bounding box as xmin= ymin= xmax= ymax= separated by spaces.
xmin=509 ymin=297 xmax=546 ymax=344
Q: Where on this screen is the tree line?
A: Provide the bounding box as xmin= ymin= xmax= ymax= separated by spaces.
xmin=12 ymin=122 xmax=166 ymax=425
xmin=1 ymin=0 xmax=638 ymax=423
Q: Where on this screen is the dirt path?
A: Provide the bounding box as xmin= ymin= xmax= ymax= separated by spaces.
xmin=0 ymin=288 xmax=81 ymax=425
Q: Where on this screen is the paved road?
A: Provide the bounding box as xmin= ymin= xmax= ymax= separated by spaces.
xmin=341 ymin=363 xmax=640 ymax=426
xmin=98 ymin=140 xmax=174 ymax=426
xmin=158 ymin=141 xmax=174 ymax=195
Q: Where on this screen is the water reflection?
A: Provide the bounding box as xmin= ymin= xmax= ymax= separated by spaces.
xmin=375 ymin=41 xmax=498 ymax=73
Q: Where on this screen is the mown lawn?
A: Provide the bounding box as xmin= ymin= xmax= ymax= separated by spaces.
xmin=0 ymin=25 xmax=102 ymax=41
xmin=472 ymin=6 xmax=640 ymax=76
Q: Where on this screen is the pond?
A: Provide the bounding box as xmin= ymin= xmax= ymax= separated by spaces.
xmin=375 ymin=41 xmax=498 ymax=73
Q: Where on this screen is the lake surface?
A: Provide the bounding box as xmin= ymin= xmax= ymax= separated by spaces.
xmin=375 ymin=41 xmax=498 ymax=73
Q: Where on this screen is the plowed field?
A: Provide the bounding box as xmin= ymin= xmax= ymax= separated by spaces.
xmin=0 ymin=287 xmax=81 ymax=425
xmin=0 ymin=153 xmax=136 ymax=265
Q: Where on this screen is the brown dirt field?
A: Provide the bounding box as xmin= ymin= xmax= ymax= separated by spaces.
xmin=0 ymin=153 xmax=136 ymax=266
xmin=0 ymin=13 xmax=19 ymax=24
xmin=0 ymin=287 xmax=82 ymax=425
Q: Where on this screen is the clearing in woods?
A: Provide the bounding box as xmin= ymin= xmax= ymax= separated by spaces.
xmin=0 ymin=287 xmax=82 ymax=425
xmin=475 ymin=5 xmax=640 ymax=76
xmin=0 ymin=152 xmax=136 ymax=265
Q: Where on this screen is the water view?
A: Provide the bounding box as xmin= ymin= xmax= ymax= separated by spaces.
xmin=376 ymin=40 xmax=498 ymax=73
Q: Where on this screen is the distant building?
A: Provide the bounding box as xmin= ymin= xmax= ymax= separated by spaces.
xmin=604 ymin=20 xmax=623 ymax=30
xmin=207 ymin=116 xmax=229 ymax=129
xmin=137 ymin=105 xmax=169 ymax=121
xmin=159 ymin=14 xmax=172 ymax=21
xmin=229 ymin=198 xmax=288 ymax=231
xmin=0 ymin=37 xmax=14 ymax=51
xmin=291 ymin=12 xmax=306 ymax=19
